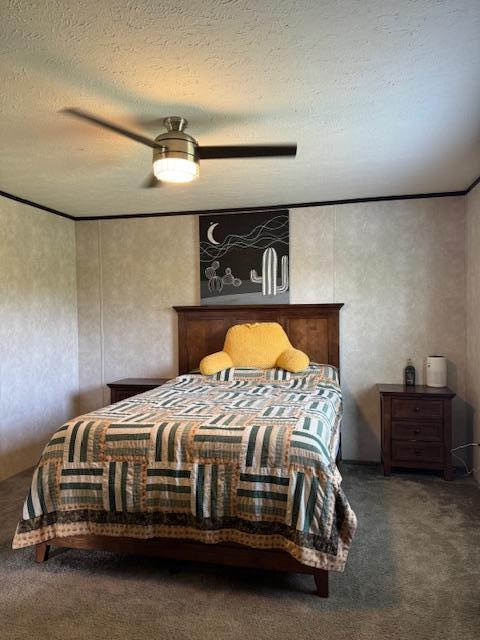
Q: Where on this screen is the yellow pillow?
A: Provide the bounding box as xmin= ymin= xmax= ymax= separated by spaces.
xmin=223 ymin=322 xmax=291 ymax=369
xmin=276 ymin=348 xmax=310 ymax=373
xmin=199 ymin=322 xmax=309 ymax=375
xmin=199 ymin=351 xmax=233 ymax=376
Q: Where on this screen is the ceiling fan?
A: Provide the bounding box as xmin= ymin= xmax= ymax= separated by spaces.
xmin=62 ymin=108 xmax=297 ymax=187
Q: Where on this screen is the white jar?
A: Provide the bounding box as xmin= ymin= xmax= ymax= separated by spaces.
xmin=425 ymin=356 xmax=447 ymax=387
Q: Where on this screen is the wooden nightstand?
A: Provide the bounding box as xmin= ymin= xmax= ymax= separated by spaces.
xmin=107 ymin=378 xmax=171 ymax=403
xmin=378 ymin=384 xmax=456 ymax=481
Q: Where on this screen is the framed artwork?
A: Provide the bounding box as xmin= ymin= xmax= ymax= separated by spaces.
xmin=199 ymin=210 xmax=289 ymax=304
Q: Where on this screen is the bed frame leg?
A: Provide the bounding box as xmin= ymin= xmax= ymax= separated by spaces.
xmin=35 ymin=542 xmax=50 ymax=563
xmin=314 ymin=570 xmax=329 ymax=598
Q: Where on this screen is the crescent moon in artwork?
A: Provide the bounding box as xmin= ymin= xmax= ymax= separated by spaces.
xmin=207 ymin=222 xmax=220 ymax=245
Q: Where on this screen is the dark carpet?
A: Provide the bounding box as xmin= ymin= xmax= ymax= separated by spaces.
xmin=1 ymin=464 xmax=478 ymax=640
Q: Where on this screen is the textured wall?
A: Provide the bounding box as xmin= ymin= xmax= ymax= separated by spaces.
xmin=0 ymin=201 xmax=78 ymax=481
xmin=466 ymin=184 xmax=480 ymax=482
xmin=76 ymin=196 xmax=466 ymax=462
xmin=76 ymin=215 xmax=198 ymax=411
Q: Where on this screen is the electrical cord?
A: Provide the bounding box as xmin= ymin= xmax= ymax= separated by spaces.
xmin=450 ymin=443 xmax=480 ymax=476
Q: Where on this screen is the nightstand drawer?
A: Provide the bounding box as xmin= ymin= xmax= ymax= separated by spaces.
xmin=391 ymin=398 xmax=443 ymax=420
xmin=392 ymin=441 xmax=443 ymax=463
xmin=112 ymin=388 xmax=143 ymax=403
xmin=108 ymin=378 xmax=170 ymax=405
xmin=391 ymin=421 xmax=442 ymax=442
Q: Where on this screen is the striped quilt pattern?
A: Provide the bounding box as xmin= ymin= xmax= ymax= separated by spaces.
xmin=13 ymin=364 xmax=357 ymax=571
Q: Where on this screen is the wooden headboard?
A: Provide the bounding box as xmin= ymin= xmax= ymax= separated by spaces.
xmin=173 ymin=304 xmax=343 ymax=375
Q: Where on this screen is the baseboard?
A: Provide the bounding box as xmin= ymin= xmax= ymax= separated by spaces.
xmin=340 ymin=459 xmax=380 ymax=466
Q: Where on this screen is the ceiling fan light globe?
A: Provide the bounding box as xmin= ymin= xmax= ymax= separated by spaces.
xmin=152 ymin=157 xmax=199 ymax=183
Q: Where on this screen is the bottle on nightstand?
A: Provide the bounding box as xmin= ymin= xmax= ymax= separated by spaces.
xmin=404 ymin=359 xmax=416 ymax=386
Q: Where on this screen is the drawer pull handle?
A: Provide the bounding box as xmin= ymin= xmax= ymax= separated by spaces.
xmin=414 ymin=449 xmax=421 ymax=455
xmin=414 ymin=429 xmax=420 ymax=434
xmin=414 ymin=407 xmax=420 ymax=412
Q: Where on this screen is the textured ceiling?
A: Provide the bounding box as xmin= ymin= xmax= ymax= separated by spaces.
xmin=1 ymin=0 xmax=480 ymax=218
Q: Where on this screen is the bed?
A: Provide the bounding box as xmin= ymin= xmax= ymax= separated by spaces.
xmin=13 ymin=303 xmax=356 ymax=597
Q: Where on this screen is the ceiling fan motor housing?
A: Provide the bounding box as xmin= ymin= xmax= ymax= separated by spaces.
xmin=153 ymin=117 xmax=199 ymax=166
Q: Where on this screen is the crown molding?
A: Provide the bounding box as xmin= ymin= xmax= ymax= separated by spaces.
xmin=0 ymin=190 xmax=75 ymax=220
xmin=75 ymin=190 xmax=466 ymax=220
xmin=0 ymin=183 xmax=476 ymax=222
xmin=465 ymin=173 xmax=480 ymax=194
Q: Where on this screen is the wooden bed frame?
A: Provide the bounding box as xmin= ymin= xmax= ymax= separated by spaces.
xmin=35 ymin=303 xmax=343 ymax=597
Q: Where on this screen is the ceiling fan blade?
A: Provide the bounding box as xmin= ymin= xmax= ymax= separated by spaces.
xmin=140 ymin=171 xmax=162 ymax=188
xmin=198 ymin=144 xmax=297 ymax=160
xmin=61 ymin=108 xmax=162 ymax=149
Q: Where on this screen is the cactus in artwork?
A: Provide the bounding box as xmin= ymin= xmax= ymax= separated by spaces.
xmin=205 ymin=262 xmax=242 ymax=293
xmin=250 ymin=247 xmax=289 ymax=296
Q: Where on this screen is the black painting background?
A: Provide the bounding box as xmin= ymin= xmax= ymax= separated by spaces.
xmin=199 ymin=210 xmax=289 ymax=300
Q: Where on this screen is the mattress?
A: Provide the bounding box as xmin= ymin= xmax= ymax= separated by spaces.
xmin=13 ymin=363 xmax=357 ymax=571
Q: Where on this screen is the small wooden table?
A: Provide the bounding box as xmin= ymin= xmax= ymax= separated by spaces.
xmin=378 ymin=384 xmax=456 ymax=480
xmin=107 ymin=378 xmax=170 ymax=403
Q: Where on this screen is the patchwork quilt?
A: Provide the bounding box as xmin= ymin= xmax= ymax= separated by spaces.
xmin=13 ymin=364 xmax=357 ymax=571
